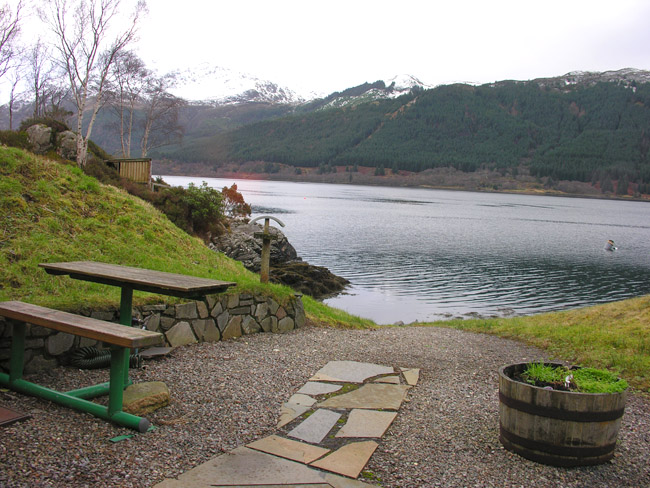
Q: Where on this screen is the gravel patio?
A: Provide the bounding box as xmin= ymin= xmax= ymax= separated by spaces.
xmin=1 ymin=324 xmax=648 ymax=487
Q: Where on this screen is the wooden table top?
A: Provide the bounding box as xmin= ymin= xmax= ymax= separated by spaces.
xmin=39 ymin=261 xmax=236 ymax=298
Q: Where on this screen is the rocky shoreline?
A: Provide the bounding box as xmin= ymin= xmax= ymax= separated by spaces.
xmin=209 ymin=220 xmax=349 ymax=299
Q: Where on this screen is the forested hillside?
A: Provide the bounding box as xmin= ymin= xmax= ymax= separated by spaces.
xmin=154 ymin=81 xmax=650 ymax=187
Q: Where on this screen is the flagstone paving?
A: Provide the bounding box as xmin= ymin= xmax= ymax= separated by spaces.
xmin=373 ymin=375 xmax=401 ymax=384
xmin=154 ymin=360 xmax=419 ymax=487
xmin=248 ymin=435 xmax=331 ymax=464
xmin=309 ymin=360 xmax=394 ymax=383
xmin=287 ymin=393 xmax=318 ymax=407
xmin=297 ymin=381 xmax=343 ymax=396
xmin=288 ymin=408 xmax=342 ymax=444
xmin=153 ymin=446 xmax=370 ymax=488
xmin=401 ymin=367 xmax=420 ymax=386
xmin=335 ymin=409 xmax=398 ymax=438
xmin=277 ymin=403 xmax=312 ymax=428
xmin=310 ymin=441 xmax=379 ymax=479
xmin=317 ymin=383 xmax=411 ymax=410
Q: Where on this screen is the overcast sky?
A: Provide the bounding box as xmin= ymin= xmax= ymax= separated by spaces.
xmin=134 ymin=0 xmax=650 ymax=96
xmin=3 ymin=0 xmax=650 ymax=101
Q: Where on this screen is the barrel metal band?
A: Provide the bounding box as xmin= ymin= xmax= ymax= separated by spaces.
xmin=500 ymin=425 xmax=616 ymax=459
xmin=499 ymin=392 xmax=624 ymax=422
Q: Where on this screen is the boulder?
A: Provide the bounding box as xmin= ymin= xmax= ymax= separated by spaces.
xmin=210 ymin=220 xmax=298 ymax=270
xmin=56 ymin=130 xmax=78 ymax=161
xmin=26 ymin=124 xmax=53 ymax=154
xmin=211 ymin=219 xmax=348 ymax=298
xmin=270 ymin=261 xmax=349 ymax=298
xmin=122 ymin=381 xmax=170 ymax=416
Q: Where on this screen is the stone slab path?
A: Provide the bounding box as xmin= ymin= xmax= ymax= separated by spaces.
xmin=154 ymin=361 xmax=419 ymax=487
xmin=288 ymin=408 xmax=342 ymax=444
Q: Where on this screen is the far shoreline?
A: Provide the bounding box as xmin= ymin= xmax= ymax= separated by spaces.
xmin=153 ymin=160 xmax=650 ymax=204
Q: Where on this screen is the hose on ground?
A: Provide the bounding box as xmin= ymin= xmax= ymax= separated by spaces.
xmin=69 ymin=346 xmax=142 ymax=369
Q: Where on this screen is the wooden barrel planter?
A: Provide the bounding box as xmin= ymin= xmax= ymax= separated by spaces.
xmin=499 ymin=363 xmax=627 ymax=467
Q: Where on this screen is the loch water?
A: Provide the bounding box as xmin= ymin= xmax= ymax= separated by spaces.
xmin=162 ymin=176 xmax=650 ymax=324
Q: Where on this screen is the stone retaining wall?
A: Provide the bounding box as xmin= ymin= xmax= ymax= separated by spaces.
xmin=0 ymin=293 xmax=306 ymax=374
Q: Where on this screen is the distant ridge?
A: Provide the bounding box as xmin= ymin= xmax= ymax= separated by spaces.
xmin=507 ymin=68 xmax=650 ymax=89
xmin=166 ymin=65 xmax=436 ymax=107
xmin=167 ymin=65 xmax=650 ymax=108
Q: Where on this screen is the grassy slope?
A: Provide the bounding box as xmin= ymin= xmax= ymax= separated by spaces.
xmin=0 ymin=146 xmax=372 ymax=327
xmin=430 ymin=295 xmax=650 ymax=392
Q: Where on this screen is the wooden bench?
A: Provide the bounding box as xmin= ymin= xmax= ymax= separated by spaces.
xmin=0 ymin=300 xmax=164 ymax=432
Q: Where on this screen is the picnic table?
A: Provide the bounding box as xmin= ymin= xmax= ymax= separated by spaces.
xmin=39 ymin=261 xmax=236 ymax=327
xmin=0 ymin=262 xmax=236 ymax=431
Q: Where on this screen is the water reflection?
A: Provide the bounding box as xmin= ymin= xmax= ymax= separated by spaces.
xmin=161 ymin=176 xmax=650 ymax=324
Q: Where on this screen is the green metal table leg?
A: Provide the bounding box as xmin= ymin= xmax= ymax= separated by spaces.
xmin=119 ymin=286 xmax=134 ymax=384
xmin=106 ymin=346 xmax=150 ymax=431
xmin=119 ymin=286 xmax=134 ymax=326
xmin=9 ymin=320 xmax=25 ymax=382
xmin=108 ymin=346 xmax=127 ymax=416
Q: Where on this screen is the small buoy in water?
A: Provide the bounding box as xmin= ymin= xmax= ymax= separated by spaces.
xmin=605 ymin=239 xmax=617 ymax=251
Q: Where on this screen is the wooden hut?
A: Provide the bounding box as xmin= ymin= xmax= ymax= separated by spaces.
xmin=106 ymin=158 xmax=152 ymax=188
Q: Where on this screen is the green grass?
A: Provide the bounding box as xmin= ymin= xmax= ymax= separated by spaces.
xmin=425 ymin=296 xmax=650 ymax=392
xmin=0 ymin=146 xmax=369 ymax=327
xmin=300 ymin=296 xmax=375 ymax=328
xmin=523 ymin=362 xmax=628 ymax=393
xmin=571 ymin=367 xmax=629 ymax=393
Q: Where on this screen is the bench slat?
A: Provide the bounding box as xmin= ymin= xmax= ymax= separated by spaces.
xmin=0 ymin=301 xmax=163 ymax=349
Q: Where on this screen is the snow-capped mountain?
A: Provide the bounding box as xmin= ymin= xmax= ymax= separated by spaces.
xmin=527 ymin=68 xmax=650 ymax=90
xmin=312 ymin=75 xmax=434 ymax=110
xmin=559 ymin=68 xmax=650 ymax=87
xmin=385 ymin=74 xmax=435 ymax=95
xmin=164 ymin=64 xmax=434 ymax=108
xmin=167 ymin=64 xmax=306 ymax=105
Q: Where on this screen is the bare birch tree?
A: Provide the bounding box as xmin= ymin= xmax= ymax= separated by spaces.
xmin=27 ymin=39 xmax=56 ymax=118
xmin=0 ymin=1 xmax=22 ymax=81
xmin=40 ymin=0 xmax=146 ymax=167
xmin=140 ymin=71 xmax=184 ymax=157
xmin=106 ymin=50 xmax=147 ymax=157
xmin=7 ymin=66 xmax=22 ymax=129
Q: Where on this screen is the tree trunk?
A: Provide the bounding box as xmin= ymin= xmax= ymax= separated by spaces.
xmin=76 ymin=106 xmax=87 ymax=167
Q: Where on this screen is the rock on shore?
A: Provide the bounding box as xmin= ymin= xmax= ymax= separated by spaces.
xmin=209 ymin=220 xmax=349 ymax=298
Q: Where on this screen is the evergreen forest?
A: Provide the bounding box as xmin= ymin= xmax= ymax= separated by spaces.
xmin=154 ymin=81 xmax=650 ymax=188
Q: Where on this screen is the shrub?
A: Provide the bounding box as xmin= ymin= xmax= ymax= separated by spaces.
xmin=116 ymin=180 xmax=226 ymax=239
xmin=0 ymin=130 xmax=31 ymax=149
xmin=19 ymin=116 xmax=70 ymax=134
xmin=83 ymin=160 xmax=122 ymax=186
xmin=183 ymin=182 xmax=223 ymax=234
xmin=87 ymin=140 xmax=112 ymax=161
xmin=222 ymin=183 xmax=251 ymax=217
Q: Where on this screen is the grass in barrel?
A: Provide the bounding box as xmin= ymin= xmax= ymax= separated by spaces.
xmin=520 ymin=362 xmax=628 ymax=393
